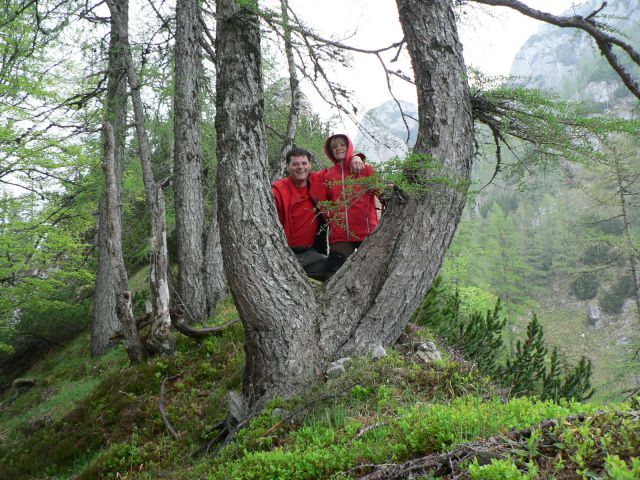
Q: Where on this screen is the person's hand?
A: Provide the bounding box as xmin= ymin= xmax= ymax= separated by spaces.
xmin=350 ymin=155 xmax=364 ymax=174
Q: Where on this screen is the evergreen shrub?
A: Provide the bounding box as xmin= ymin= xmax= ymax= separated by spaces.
xmin=580 ymin=244 xmax=614 ymax=266
xmin=599 ymin=290 xmax=626 ymax=315
xmin=613 ymin=274 xmax=635 ymax=299
xmin=570 ymin=272 xmax=599 ymax=300
xmin=415 ymin=277 xmax=593 ymax=401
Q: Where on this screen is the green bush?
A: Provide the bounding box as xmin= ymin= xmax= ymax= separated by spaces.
xmin=570 ymin=272 xmax=600 ymax=300
xmin=580 ymin=244 xmax=615 ymax=266
xmin=599 ymin=290 xmax=626 ymax=315
xmin=416 ymin=278 xmax=593 ymax=402
xmin=613 ymin=274 xmax=636 ymax=299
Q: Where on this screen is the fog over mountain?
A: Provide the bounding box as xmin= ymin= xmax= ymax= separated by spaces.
xmin=511 ymin=0 xmax=640 ymax=112
xmin=356 ymin=0 xmax=639 ymax=163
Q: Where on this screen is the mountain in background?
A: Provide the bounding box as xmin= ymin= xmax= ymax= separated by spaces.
xmin=356 ymin=0 xmax=639 ymax=164
xmin=354 ymin=100 xmax=417 ymax=164
xmin=511 ymin=0 xmax=640 ymax=113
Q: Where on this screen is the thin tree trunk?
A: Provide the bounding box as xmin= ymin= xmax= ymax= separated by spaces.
xmin=109 ymin=0 xmax=175 ymax=354
xmin=91 ymin=0 xmax=128 ymax=357
xmin=102 ymin=122 xmax=144 ymax=364
xmin=614 ymin=156 xmax=640 ymax=322
xmin=203 ymin=196 xmax=227 ymax=311
xmin=269 ymin=0 xmax=302 ymax=183
xmin=174 ymin=0 xmax=207 ymax=323
xmin=215 ymin=0 xmax=473 ymax=405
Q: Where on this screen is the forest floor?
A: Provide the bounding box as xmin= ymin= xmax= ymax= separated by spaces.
xmin=1 ymin=296 xmax=640 ymax=479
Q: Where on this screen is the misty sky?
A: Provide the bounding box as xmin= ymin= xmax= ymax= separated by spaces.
xmin=289 ymin=0 xmax=579 ymax=133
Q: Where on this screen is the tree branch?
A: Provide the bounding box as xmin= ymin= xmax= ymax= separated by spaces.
xmin=471 ymin=0 xmax=640 ymax=100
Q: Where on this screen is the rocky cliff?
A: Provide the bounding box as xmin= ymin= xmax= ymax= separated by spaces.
xmin=510 ymin=0 xmax=640 ymax=113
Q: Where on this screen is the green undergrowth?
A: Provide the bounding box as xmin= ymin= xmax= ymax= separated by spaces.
xmin=0 ymin=298 xmax=244 ymax=479
xmin=1 ymin=298 xmax=638 ymax=479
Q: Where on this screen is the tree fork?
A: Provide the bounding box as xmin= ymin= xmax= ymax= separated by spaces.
xmin=215 ymin=0 xmax=473 ymax=406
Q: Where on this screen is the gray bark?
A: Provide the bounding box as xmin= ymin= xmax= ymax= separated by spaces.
xmin=102 ymin=122 xmax=144 ymax=364
xmin=174 ymin=0 xmax=207 ymax=323
xmin=215 ymin=0 xmax=473 ymax=405
xmin=216 ymin=0 xmax=320 ymax=404
xmin=122 ymin=37 xmax=175 ymax=355
xmin=269 ymin=0 xmax=302 ymax=183
xmin=91 ymin=0 xmax=128 ymax=357
xmin=203 ymin=197 xmax=227 ymax=310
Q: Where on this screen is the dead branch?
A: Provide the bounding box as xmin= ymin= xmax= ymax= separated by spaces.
xmin=172 ymin=310 xmax=240 ymax=338
xmin=159 ymin=374 xmax=182 ymax=439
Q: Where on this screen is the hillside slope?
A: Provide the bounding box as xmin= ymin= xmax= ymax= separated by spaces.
xmin=1 ymin=302 xmax=638 ymax=479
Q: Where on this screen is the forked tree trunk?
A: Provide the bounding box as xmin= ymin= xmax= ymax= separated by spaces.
xmin=174 ymin=0 xmax=208 ymax=323
xmin=102 ymin=122 xmax=144 ymax=364
xmin=216 ymin=0 xmax=473 ymax=405
xmin=91 ymin=0 xmax=128 ymax=357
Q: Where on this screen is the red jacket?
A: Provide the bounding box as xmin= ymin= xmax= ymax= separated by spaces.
xmin=322 ymin=134 xmax=379 ymax=244
xmin=272 ymin=173 xmax=324 ymax=248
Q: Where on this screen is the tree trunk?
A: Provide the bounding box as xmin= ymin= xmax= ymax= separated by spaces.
xmin=614 ymin=155 xmax=640 ymax=322
xmin=113 ymin=0 xmax=175 ymax=355
xmin=91 ymin=0 xmax=128 ymax=357
xmin=215 ymin=0 xmax=473 ymax=405
xmin=203 ymin=196 xmax=227 ymax=311
xmin=174 ymin=0 xmax=207 ymax=323
xmin=102 ymin=122 xmax=144 ymax=364
xmin=269 ymin=0 xmax=302 ymax=183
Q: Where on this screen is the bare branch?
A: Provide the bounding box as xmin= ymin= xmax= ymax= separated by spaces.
xmin=159 ymin=374 xmax=182 ymax=439
xmin=471 ymin=0 xmax=640 ymax=100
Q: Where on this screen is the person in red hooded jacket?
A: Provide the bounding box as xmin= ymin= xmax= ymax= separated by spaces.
xmin=272 ymin=147 xmax=364 ymax=281
xmin=322 ymin=133 xmax=379 ymax=274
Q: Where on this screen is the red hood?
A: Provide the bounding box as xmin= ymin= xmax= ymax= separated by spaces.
xmin=324 ymin=134 xmax=355 ymax=164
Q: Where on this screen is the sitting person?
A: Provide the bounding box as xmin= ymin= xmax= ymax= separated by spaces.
xmin=322 ymin=134 xmax=379 ymax=275
xmin=272 ymin=147 xmax=363 ymax=281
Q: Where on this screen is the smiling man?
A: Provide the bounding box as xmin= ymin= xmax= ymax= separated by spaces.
xmin=272 ymin=147 xmax=363 ymax=281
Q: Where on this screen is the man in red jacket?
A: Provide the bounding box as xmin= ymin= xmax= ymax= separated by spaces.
xmin=323 ymin=134 xmax=379 ymax=275
xmin=272 ymin=147 xmax=363 ymax=281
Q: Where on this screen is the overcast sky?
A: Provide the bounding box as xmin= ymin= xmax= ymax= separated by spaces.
xmin=288 ymin=0 xmax=581 ymax=135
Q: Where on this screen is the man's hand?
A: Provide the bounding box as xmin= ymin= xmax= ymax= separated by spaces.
xmin=350 ymin=155 xmax=364 ymax=174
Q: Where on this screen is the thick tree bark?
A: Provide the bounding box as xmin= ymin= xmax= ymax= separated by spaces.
xmin=216 ymin=0 xmax=321 ymax=404
xmin=102 ymin=122 xmax=144 ymax=364
xmin=91 ymin=0 xmax=128 ymax=357
xmin=322 ymin=0 xmax=473 ymax=359
xmin=216 ymin=0 xmax=473 ymax=405
xmin=174 ymin=0 xmax=207 ymax=323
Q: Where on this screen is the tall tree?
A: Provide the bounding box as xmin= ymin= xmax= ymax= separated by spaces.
xmin=216 ymin=0 xmax=473 ymax=405
xmin=91 ymin=0 xmax=129 ymax=356
xmin=174 ymin=0 xmax=208 ymax=322
xmin=121 ymin=15 xmax=175 ymax=355
xmin=102 ymin=122 xmax=144 ymax=363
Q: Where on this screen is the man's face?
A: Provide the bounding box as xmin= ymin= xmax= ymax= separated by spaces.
xmin=330 ymin=138 xmax=348 ymax=162
xmin=287 ymin=155 xmax=312 ymax=183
